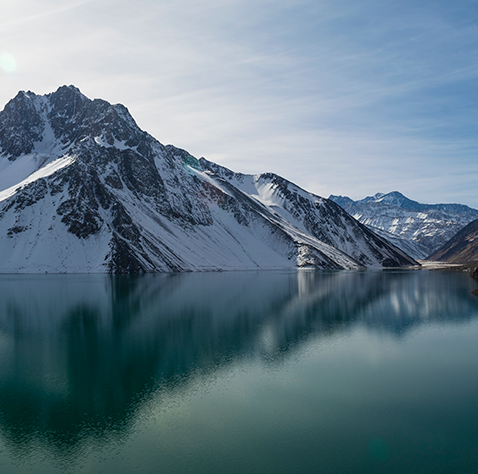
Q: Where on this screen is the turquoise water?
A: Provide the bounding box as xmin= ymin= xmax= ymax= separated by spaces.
xmin=0 ymin=270 xmax=477 ymax=473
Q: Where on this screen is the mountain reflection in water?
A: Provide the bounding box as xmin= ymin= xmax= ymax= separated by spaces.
xmin=0 ymin=270 xmax=477 ymax=467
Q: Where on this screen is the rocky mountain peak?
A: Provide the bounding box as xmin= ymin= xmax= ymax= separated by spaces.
xmin=0 ymin=86 xmax=418 ymax=273
xmin=0 ymin=90 xmax=44 ymax=159
xmin=376 ymin=191 xmax=406 ymax=205
xmin=47 ymin=85 xmax=89 ymax=120
xmin=0 ymin=85 xmax=143 ymax=161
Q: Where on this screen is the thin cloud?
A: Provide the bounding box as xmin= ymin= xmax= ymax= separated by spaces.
xmin=0 ymin=0 xmax=95 ymax=31
xmin=1 ymin=0 xmax=478 ymax=207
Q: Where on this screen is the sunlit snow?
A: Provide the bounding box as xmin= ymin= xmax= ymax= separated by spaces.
xmin=0 ymin=155 xmax=76 ymax=203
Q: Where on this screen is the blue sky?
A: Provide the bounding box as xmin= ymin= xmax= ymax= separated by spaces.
xmin=1 ymin=0 xmax=478 ymax=207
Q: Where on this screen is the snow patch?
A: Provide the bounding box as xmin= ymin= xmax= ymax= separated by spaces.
xmin=94 ymin=135 xmax=132 ymax=150
xmin=0 ymin=155 xmax=76 ymax=203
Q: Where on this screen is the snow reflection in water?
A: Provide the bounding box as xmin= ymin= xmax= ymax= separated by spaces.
xmin=0 ymin=270 xmax=477 ymax=473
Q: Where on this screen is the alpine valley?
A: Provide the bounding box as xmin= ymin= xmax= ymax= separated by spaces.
xmin=0 ymin=86 xmax=418 ymax=273
xmin=428 ymin=217 xmax=478 ymax=264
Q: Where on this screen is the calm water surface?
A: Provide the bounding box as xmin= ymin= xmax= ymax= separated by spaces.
xmin=0 ymin=270 xmax=477 ymax=473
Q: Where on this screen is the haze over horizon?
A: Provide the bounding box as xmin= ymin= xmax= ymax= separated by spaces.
xmin=1 ymin=0 xmax=478 ymax=208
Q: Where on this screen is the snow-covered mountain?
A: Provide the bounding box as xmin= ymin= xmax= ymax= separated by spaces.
xmin=329 ymin=192 xmax=478 ymax=259
xmin=0 ymin=86 xmax=417 ymax=273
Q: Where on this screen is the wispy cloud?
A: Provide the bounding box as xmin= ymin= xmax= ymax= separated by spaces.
xmin=0 ymin=0 xmax=95 ymax=31
xmin=1 ymin=0 xmax=478 ymax=207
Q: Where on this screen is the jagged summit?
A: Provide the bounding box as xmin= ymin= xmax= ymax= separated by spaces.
xmin=331 ymin=191 xmax=477 ymax=214
xmin=0 ymin=87 xmax=417 ymax=273
xmin=0 ymin=85 xmax=141 ymax=161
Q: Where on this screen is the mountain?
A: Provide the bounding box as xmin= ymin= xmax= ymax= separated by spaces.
xmin=365 ymin=225 xmax=430 ymax=260
xmin=329 ymin=192 xmax=478 ymax=259
xmin=0 ymin=86 xmax=417 ymax=273
xmin=427 ymin=218 xmax=478 ymax=264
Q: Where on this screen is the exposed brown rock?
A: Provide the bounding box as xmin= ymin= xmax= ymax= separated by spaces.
xmin=428 ymin=219 xmax=478 ymax=264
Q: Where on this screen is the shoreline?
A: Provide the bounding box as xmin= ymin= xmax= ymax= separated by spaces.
xmin=417 ymin=260 xmax=478 ymax=274
xmin=417 ymin=260 xmax=472 ymax=271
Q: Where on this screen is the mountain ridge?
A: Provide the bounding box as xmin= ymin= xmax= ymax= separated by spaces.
xmin=332 ymin=191 xmax=477 ymax=215
xmin=0 ymin=86 xmax=417 ymax=273
xmin=428 ymin=218 xmax=478 ymax=264
xmin=329 ymin=191 xmax=478 ymax=259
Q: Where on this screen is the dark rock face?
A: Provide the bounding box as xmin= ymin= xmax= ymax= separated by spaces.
xmin=0 ymin=86 xmax=418 ymax=273
xmin=0 ymin=86 xmax=145 ymax=160
xmin=0 ymin=91 xmax=44 ymax=158
xmin=429 ymin=219 xmax=478 ymax=264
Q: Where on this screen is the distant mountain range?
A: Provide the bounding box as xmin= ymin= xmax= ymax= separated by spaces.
xmin=0 ymin=86 xmax=417 ymax=273
xmin=329 ymin=192 xmax=478 ymax=259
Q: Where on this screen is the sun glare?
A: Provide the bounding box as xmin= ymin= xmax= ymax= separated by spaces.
xmin=0 ymin=53 xmax=17 ymax=73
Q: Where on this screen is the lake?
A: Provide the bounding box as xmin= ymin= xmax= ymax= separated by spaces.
xmin=0 ymin=269 xmax=477 ymax=473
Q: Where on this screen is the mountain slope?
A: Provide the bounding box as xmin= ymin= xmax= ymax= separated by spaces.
xmin=199 ymin=160 xmax=415 ymax=268
xmin=366 ymin=225 xmax=430 ymax=260
xmin=0 ymin=86 xmax=417 ymax=273
xmin=428 ymin=218 xmax=478 ymax=264
xmin=329 ymin=192 xmax=478 ymax=258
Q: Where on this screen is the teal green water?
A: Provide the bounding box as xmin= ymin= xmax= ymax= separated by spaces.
xmin=0 ymin=270 xmax=478 ymax=473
